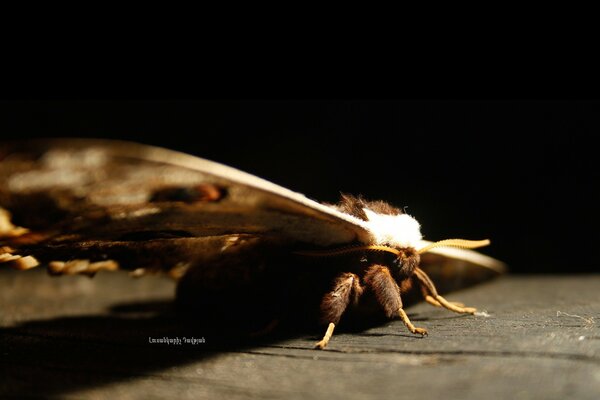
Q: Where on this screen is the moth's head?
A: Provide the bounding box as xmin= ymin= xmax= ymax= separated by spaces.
xmin=392 ymin=246 xmax=420 ymax=279
xmin=387 ymin=239 xmax=491 ymax=280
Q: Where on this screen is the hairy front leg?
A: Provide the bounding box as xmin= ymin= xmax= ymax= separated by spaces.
xmin=363 ymin=265 xmax=427 ymax=336
xmin=316 ymin=272 xmax=363 ymax=349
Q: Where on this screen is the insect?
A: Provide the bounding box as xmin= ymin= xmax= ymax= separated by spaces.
xmin=0 ymin=139 xmax=505 ymax=349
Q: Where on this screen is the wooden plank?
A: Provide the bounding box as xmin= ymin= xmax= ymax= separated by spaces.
xmin=1 ymin=270 xmax=599 ymax=400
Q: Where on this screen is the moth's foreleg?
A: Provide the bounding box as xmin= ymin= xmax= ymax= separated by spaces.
xmin=363 ymin=265 xmax=428 ymax=336
xmin=316 ymin=272 xmax=363 ymax=349
xmin=414 ymin=267 xmax=476 ymax=314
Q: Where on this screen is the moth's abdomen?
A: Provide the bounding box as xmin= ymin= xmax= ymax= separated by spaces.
xmin=174 ymin=239 xmax=303 ymax=332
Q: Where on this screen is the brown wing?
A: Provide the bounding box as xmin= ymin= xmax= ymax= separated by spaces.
xmin=0 ymin=139 xmax=506 ymax=284
xmin=0 ymin=139 xmax=369 ymax=275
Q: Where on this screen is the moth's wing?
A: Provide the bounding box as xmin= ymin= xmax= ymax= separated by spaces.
xmin=417 ymin=240 xmax=507 ymax=293
xmin=0 ymin=139 xmax=369 ymax=274
xmin=0 ymin=139 xmax=506 ymax=287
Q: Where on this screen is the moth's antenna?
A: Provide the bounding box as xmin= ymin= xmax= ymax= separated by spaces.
xmin=417 ymin=239 xmax=490 ymax=254
xmin=296 ymin=240 xmax=490 ymax=258
xmin=295 ymin=245 xmax=401 ymax=257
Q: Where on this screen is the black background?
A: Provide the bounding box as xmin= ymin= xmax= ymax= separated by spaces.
xmin=0 ymin=100 xmax=597 ymax=274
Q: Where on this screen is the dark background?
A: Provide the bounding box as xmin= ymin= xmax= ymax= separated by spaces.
xmin=0 ymin=100 xmax=597 ymax=274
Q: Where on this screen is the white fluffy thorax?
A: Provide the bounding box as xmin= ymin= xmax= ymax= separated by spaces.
xmin=362 ymin=208 xmax=422 ymax=248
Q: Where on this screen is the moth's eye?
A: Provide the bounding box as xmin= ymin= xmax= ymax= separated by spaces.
xmin=393 ymin=257 xmax=403 ymax=268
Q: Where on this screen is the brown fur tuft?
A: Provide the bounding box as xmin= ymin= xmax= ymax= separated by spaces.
xmin=363 ymin=265 xmax=402 ymax=318
xmin=335 ymin=194 xmax=403 ymax=221
xmin=320 ymin=272 xmax=363 ymax=324
xmin=395 ymin=247 xmax=420 ymax=279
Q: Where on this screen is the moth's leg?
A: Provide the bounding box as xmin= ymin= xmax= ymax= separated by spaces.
xmin=363 ymin=265 xmax=427 ymax=336
xmin=315 ymin=272 xmax=363 ymax=349
xmin=423 ymin=295 xmax=465 ymax=309
xmin=424 ymin=297 xmax=465 ymax=308
xmin=414 ymin=267 xmax=476 ymax=314
xmin=418 ymin=282 xmax=465 ymax=308
xmin=48 ymin=259 xmax=119 ymax=277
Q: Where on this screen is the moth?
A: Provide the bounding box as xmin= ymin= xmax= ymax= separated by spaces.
xmin=0 ymin=139 xmax=506 ymax=349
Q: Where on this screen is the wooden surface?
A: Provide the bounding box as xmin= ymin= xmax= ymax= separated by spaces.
xmin=1 ymin=270 xmax=599 ymax=400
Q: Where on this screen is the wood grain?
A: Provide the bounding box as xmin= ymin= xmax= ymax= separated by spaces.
xmin=1 ymin=270 xmax=598 ymax=399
